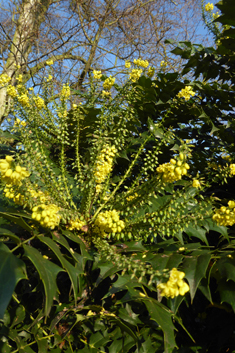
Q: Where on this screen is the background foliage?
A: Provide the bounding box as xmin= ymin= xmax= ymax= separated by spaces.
xmin=1 ymin=1 xmax=235 ymax=352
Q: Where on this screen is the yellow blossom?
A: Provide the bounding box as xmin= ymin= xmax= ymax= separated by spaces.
xmin=129 ymin=68 xmax=143 ymax=82
xmin=93 ymin=70 xmax=102 ymax=79
xmin=0 ymin=156 xmax=30 ymax=185
xmin=46 ymin=59 xmax=54 ymax=65
xmin=47 ymin=75 xmax=53 ymax=82
xmin=32 ymin=204 xmax=61 ymax=229
xmin=192 ymin=179 xmax=201 ymax=188
xmin=0 ymin=73 xmax=11 ymax=86
xmin=95 ymin=145 xmax=117 ymax=185
xmin=157 ymin=157 xmax=190 ymax=183
xmin=16 ymin=74 xmax=23 ymax=82
xmin=33 ymin=96 xmax=45 ymax=110
xmin=230 ymin=164 xmax=235 ymax=176
xmin=103 ymin=76 xmax=115 ymax=90
xmin=61 ymin=84 xmax=70 ymax=99
xmin=177 ymin=86 xmax=196 ymax=101
xmin=147 ymin=67 xmax=155 ymax=78
xmin=213 ymin=201 xmax=235 ymax=226
xmin=125 ymin=61 xmax=131 ymax=68
xmin=102 ymin=90 xmax=111 ymax=98
xmin=7 ymin=85 xmax=17 ymax=97
xmin=67 ymin=218 xmax=86 ymax=231
xmin=18 ymin=94 xmax=30 ymax=107
xmin=160 ymin=61 xmax=167 ymax=68
xmin=94 ymin=209 xmax=125 ymax=236
xmin=205 ymin=2 xmax=214 ymax=11
xmin=157 ymin=268 xmax=189 ymax=298
xmin=133 ymin=58 xmax=149 ymax=68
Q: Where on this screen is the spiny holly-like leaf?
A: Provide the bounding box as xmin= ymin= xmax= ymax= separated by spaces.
xmin=142 ymin=297 xmax=176 ymax=353
xmin=0 ymin=243 xmax=27 ymax=319
xmin=23 ymin=245 xmax=62 ymax=316
xmin=0 ymin=227 xmax=21 ymax=244
xmin=182 ymin=253 xmax=211 ymax=301
xmin=0 ymin=212 xmax=33 ymax=233
xmin=37 ymin=235 xmax=83 ymax=304
xmin=184 ymin=225 xmax=209 ymax=246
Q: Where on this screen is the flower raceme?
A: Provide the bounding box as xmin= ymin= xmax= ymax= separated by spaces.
xmin=94 ymin=209 xmax=125 ymax=237
xmin=103 ymin=76 xmax=115 ymax=90
xmin=177 ymin=86 xmax=196 ymax=101
xmin=157 ymin=156 xmax=190 ymax=183
xmin=67 ymin=218 xmax=86 ymax=231
xmin=213 ymin=201 xmax=235 ymax=226
xmin=133 ymin=58 xmax=149 ymax=68
xmin=0 ymin=156 xmax=30 ymax=185
xmin=93 ymin=70 xmax=102 ymax=79
xmin=94 ymin=145 xmax=117 ymax=187
xmin=157 ymin=268 xmax=189 ymax=298
xmin=129 ymin=69 xmax=143 ymax=82
xmin=0 ymin=73 xmax=11 ymax=86
xmin=33 ymin=96 xmax=45 ymax=110
xmin=32 ymin=204 xmax=61 ymax=229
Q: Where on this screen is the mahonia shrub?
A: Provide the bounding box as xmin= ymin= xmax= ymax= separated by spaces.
xmin=0 ymin=56 xmax=235 ymax=353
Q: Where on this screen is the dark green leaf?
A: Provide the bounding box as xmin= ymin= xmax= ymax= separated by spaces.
xmin=23 ymin=245 xmax=62 ymax=316
xmin=0 ymin=243 xmax=27 ymax=319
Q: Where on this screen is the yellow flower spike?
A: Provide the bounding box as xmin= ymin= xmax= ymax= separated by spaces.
xmin=125 ymin=61 xmax=131 ymax=68
xmin=93 ymin=70 xmax=102 ymax=79
xmin=205 ymin=2 xmax=214 ymax=11
xmin=7 ymin=85 xmax=17 ymax=97
xmin=129 ymin=68 xmax=143 ymax=82
xmin=33 ymin=96 xmax=45 ymax=110
xmin=103 ymin=76 xmax=115 ymax=90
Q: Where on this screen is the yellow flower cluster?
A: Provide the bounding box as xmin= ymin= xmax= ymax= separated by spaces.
xmin=61 ymin=84 xmax=70 ymax=99
xmin=14 ymin=118 xmax=27 ymax=127
xmin=0 ymin=74 xmax=11 ymax=86
xmin=103 ymin=76 xmax=115 ymax=90
xmin=3 ymin=184 xmax=25 ymax=205
xmin=157 ymin=158 xmax=190 ymax=183
xmin=67 ymin=218 xmax=86 ymax=231
xmin=102 ymin=90 xmax=111 ymax=98
xmin=177 ymin=86 xmax=196 ymax=101
xmin=205 ymin=2 xmax=214 ymax=11
xmin=160 ymin=61 xmax=167 ymax=68
xmin=33 ymin=96 xmax=45 ymax=110
xmin=93 ymin=70 xmax=102 ymax=79
xmin=157 ymin=268 xmax=190 ymax=298
xmin=7 ymin=85 xmax=17 ymax=97
xmin=147 ymin=67 xmax=155 ymax=78
xmin=125 ymin=61 xmax=131 ymax=68
xmin=212 ymin=201 xmax=235 ymax=226
xmin=0 ymin=156 xmax=30 ymax=185
xmin=18 ymin=94 xmax=30 ymax=107
xmin=32 ymin=204 xmax=61 ymax=229
xmin=230 ymin=164 xmax=235 ymax=175
xmin=16 ymin=74 xmax=23 ymax=83
xmin=95 ymin=145 xmax=117 ymax=185
xmin=133 ymin=58 xmax=149 ymax=68
xmin=95 ymin=209 xmax=125 ymax=236
xmin=129 ymin=68 xmax=143 ymax=82
xmin=192 ymin=179 xmax=201 ymax=188
xmin=46 ymin=59 xmax=54 ymax=65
